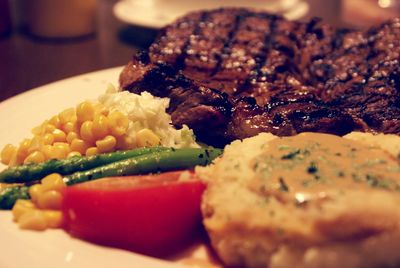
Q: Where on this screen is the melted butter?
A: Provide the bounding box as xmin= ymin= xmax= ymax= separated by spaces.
xmin=250 ymin=132 xmax=400 ymax=204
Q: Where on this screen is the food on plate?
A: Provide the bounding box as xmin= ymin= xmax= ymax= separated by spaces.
xmin=197 ymin=132 xmax=400 ymax=268
xmin=0 ymin=85 xmax=224 ymax=237
xmin=0 ymin=87 xmax=198 ymax=166
xmin=120 ymin=8 xmax=400 ymax=147
xmin=62 ymin=147 xmax=221 ymax=185
xmin=0 ymin=146 xmax=221 ymax=210
xmin=62 ymin=171 xmax=205 ymax=256
xmin=0 ymin=184 xmax=29 ymax=209
xmin=0 ymin=147 xmax=170 ymax=184
xmin=4 ymin=6 xmax=400 ymax=268
xmin=344 ymin=131 xmax=400 ymax=158
xmin=12 ymin=173 xmax=65 ymax=230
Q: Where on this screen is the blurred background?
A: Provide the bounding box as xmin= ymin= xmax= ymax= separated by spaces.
xmin=0 ymin=0 xmax=399 ymax=101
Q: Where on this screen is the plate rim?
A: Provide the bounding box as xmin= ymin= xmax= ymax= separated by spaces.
xmin=112 ymin=0 xmax=309 ymax=29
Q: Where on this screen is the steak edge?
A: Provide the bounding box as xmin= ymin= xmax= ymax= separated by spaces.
xmin=119 ymin=8 xmax=400 ymax=146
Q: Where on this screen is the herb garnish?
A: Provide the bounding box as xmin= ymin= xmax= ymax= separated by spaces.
xmin=278 ymin=177 xmax=289 ymax=192
xmin=281 ymin=149 xmax=301 ymax=160
xmin=307 ymin=161 xmax=318 ymax=174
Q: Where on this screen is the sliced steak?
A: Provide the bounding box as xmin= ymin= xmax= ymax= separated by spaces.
xmin=119 ymin=8 xmax=400 ymax=146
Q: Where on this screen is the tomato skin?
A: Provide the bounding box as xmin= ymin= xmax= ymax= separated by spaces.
xmin=62 ymin=171 xmax=206 ymax=256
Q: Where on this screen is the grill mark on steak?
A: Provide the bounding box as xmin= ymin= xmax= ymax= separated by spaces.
xmin=175 ymin=11 xmax=208 ymax=70
xmin=119 ymin=8 xmax=400 ymax=146
xmin=234 ymin=14 xmax=278 ymax=97
xmin=210 ymin=9 xmax=248 ymax=78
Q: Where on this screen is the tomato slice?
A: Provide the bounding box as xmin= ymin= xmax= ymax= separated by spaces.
xmin=62 ymin=171 xmax=206 ymax=256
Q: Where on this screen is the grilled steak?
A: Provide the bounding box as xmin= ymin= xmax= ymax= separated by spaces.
xmin=120 ymin=8 xmax=400 ymax=146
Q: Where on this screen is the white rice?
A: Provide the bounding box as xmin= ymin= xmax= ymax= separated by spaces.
xmin=98 ymin=86 xmax=199 ymax=148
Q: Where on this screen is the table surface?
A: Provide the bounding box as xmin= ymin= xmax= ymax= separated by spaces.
xmin=0 ymin=0 xmax=391 ymax=102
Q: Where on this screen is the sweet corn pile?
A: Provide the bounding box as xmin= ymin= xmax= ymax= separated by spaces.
xmin=12 ymin=173 xmax=65 ymax=230
xmin=1 ymin=100 xmax=132 ymax=166
xmin=1 ymin=88 xmax=198 ymax=167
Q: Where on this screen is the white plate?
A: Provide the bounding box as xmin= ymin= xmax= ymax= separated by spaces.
xmin=0 ymin=67 xmax=215 ymax=268
xmin=113 ymin=0 xmax=309 ymax=29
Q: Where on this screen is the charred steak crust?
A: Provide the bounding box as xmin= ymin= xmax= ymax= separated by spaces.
xmin=119 ymin=8 xmax=400 ymax=146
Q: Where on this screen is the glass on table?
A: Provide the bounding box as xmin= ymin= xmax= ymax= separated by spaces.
xmin=23 ymin=0 xmax=97 ymax=39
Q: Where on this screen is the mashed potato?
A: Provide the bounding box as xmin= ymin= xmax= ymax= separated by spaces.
xmin=197 ymin=132 xmax=400 ymax=268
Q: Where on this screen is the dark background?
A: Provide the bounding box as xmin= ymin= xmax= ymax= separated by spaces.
xmin=0 ymin=0 xmax=377 ymax=101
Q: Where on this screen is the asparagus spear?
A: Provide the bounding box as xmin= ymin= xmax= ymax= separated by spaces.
xmin=64 ymin=147 xmax=222 ymax=185
xmin=0 ymin=147 xmax=171 ymax=184
xmin=0 ymin=147 xmax=222 ymax=209
xmin=0 ymin=186 xmax=29 ymax=209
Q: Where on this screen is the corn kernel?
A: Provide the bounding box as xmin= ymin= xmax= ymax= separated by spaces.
xmin=76 ymin=101 xmax=95 ymax=124
xmin=29 ymin=184 xmax=43 ymax=203
xmin=58 ymin=108 xmax=76 ymax=125
xmin=85 ymin=147 xmax=98 ymax=156
xmin=62 ymin=121 xmax=78 ymax=134
xmin=80 ymin=121 xmax=95 ymax=144
xmin=43 ymin=210 xmax=63 ymax=228
xmin=16 ymin=139 xmax=32 ymax=165
xmin=32 ymin=125 xmax=44 ymax=136
xmin=116 ymin=135 xmax=136 ymax=150
xmin=96 ymin=135 xmax=117 ymax=153
xmin=68 ymin=151 xmax=81 ymax=158
xmin=108 ymin=111 xmax=129 ymax=137
xmin=1 ymin=144 xmax=17 ymax=165
xmin=27 ymin=136 xmax=42 ymax=154
xmin=92 ymin=114 xmax=109 ymax=139
xmin=136 ymin=129 xmax=160 ymax=147
xmin=49 ymin=116 xmax=61 ymax=129
xmin=41 ymin=173 xmax=65 ymax=192
xmin=8 ymin=151 xmax=18 ymax=166
xmin=41 ymin=145 xmax=53 ymax=159
xmin=44 ymin=124 xmax=56 ymax=134
xmin=54 ymin=142 xmax=70 ymax=153
xmin=70 ymin=139 xmax=89 ymax=154
xmin=18 ymin=210 xmax=47 ymax=230
xmin=12 ymin=199 xmax=35 ymax=221
xmin=19 ymin=139 xmax=32 ymax=152
xmin=46 ymin=145 xmax=67 ymax=159
xmin=94 ymin=102 xmax=109 ymax=116
xmin=66 ymin=132 xmax=79 ymax=144
xmin=42 ymin=133 xmax=54 ymax=145
xmin=24 ymin=151 xmax=45 ymax=164
xmin=52 ymin=129 xmax=67 ymax=143
xmin=37 ymin=190 xmax=63 ymax=210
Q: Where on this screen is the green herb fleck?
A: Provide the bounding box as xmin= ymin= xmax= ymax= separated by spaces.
xmin=302 ymin=180 xmax=312 ymax=187
xmin=337 ymin=171 xmax=345 ymax=177
xmin=278 ymin=177 xmax=289 ymax=192
xmin=313 ymin=174 xmax=321 ymax=181
xmin=307 ymin=161 xmax=318 ymax=174
xmin=365 ymin=174 xmax=391 ymax=189
xmin=278 ymin=145 xmax=291 ymax=151
xmin=365 ymin=174 xmax=379 ymax=187
xmin=281 ymin=149 xmax=301 ymax=160
xmin=352 ymin=173 xmax=362 ymax=182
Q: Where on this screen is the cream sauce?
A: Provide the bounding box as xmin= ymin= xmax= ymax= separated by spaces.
xmin=250 ymin=132 xmax=400 ymax=204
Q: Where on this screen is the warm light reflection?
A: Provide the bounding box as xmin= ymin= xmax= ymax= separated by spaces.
xmin=65 ymin=251 xmax=74 ymax=263
xmin=136 ymin=0 xmax=154 ymax=8
xmin=378 ymin=0 xmax=393 ymax=8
